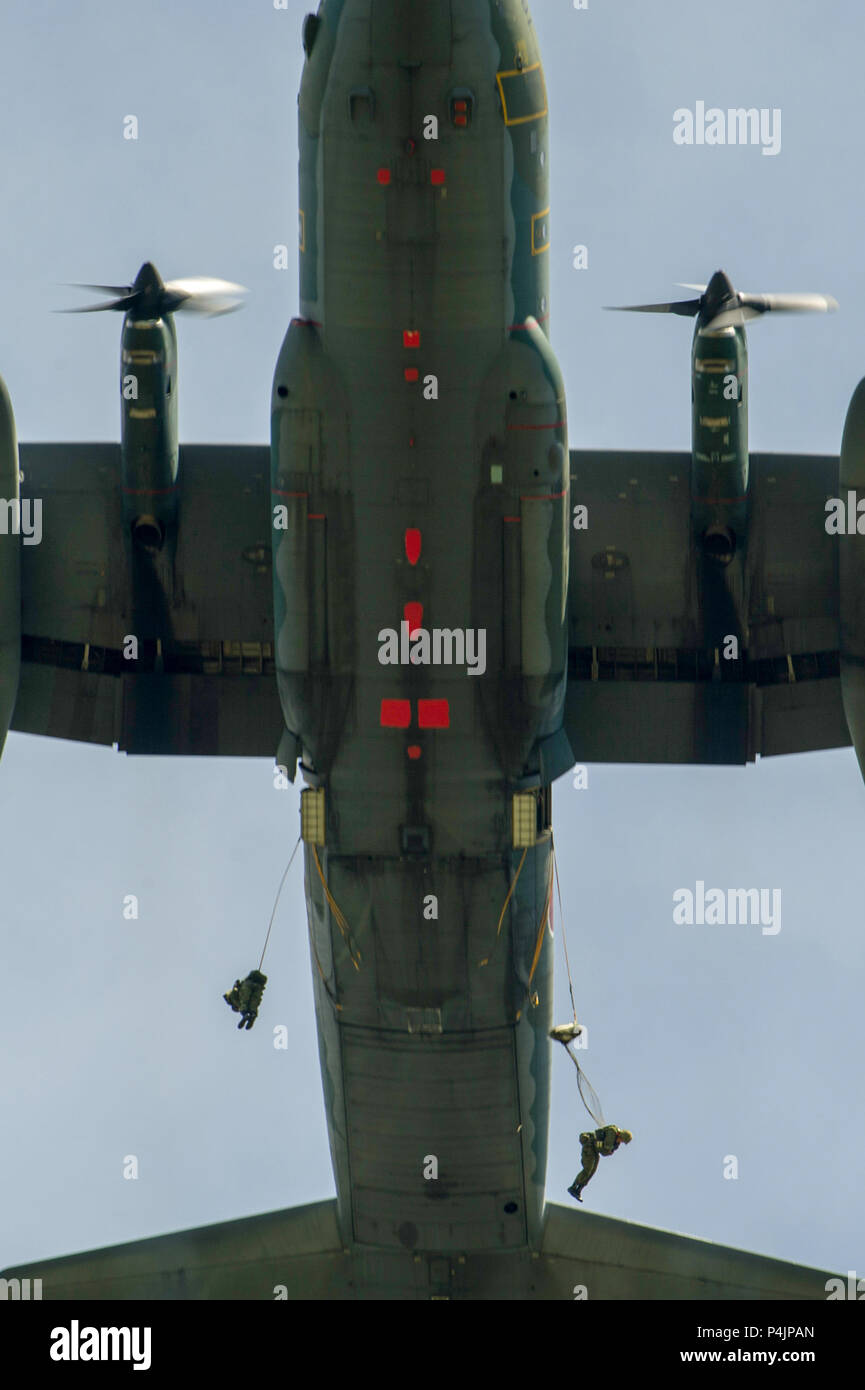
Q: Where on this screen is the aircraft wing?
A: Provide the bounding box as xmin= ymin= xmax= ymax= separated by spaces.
xmin=11 ymin=443 xmax=283 ymax=757
xmin=0 ymin=1199 xmax=834 ymax=1299
xmin=564 ymin=449 xmax=848 ymax=764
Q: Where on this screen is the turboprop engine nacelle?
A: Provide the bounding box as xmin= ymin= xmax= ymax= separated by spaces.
xmin=120 ymin=310 xmax=179 ymax=552
xmin=64 ymin=262 xmax=246 ymax=553
xmin=0 ymin=374 xmax=21 ymax=757
xmin=607 ymin=270 xmax=838 ymax=570
xmin=839 ymin=377 xmax=865 ymax=781
xmin=690 ymin=320 xmax=748 ymax=564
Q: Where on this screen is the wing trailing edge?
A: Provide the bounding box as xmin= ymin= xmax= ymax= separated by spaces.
xmin=1 ymin=1199 xmax=834 ymax=1300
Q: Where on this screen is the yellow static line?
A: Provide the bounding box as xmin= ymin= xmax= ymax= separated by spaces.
xmin=525 ymin=854 xmax=554 ymax=1004
xmin=312 ymin=843 xmax=361 ymax=970
xmin=479 ymin=845 xmax=528 ymax=967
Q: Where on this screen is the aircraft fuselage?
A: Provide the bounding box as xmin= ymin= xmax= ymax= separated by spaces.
xmin=270 ymin=0 xmax=570 ymax=1266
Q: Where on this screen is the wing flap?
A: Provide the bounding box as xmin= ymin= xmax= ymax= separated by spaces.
xmin=565 ymin=449 xmax=849 ymax=765
xmin=11 ymin=442 xmax=283 ymax=756
xmin=0 ymin=1200 xmax=348 ymax=1301
xmin=537 ymin=1202 xmax=834 ymax=1299
xmin=1 ymin=1199 xmax=834 ymax=1299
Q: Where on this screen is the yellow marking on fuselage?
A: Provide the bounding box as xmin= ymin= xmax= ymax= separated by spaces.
xmin=531 ymin=206 xmax=550 ymax=255
xmin=496 ymin=62 xmax=548 ymax=126
xmin=122 ymin=350 xmax=162 ymax=364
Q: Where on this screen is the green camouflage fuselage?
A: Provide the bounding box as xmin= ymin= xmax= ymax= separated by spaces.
xmin=271 ymin=0 xmax=568 ymax=1261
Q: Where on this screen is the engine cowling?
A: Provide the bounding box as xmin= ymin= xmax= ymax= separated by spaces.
xmin=120 ymin=314 xmax=179 ymax=551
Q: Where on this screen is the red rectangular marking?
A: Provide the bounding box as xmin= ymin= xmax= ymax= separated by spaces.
xmin=418 ymin=699 xmax=450 ymax=729
xmin=405 ymin=528 xmax=422 ymax=564
xmin=403 ymin=601 xmax=423 ymax=635
xmin=403 ymin=330 xmax=421 ymax=348
xmin=380 ymin=699 xmax=411 ymax=728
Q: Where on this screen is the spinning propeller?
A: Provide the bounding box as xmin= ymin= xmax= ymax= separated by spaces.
xmin=606 ymin=269 xmax=837 ymax=333
xmin=59 ymin=261 xmax=246 ymax=318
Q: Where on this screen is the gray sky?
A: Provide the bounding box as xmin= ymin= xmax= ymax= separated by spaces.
xmin=1 ymin=0 xmax=862 ymax=1283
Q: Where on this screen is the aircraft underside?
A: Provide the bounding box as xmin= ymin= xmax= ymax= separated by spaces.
xmin=0 ymin=0 xmax=854 ymax=1300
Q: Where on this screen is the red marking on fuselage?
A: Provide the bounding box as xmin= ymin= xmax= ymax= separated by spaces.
xmin=405 ymin=529 xmax=422 ymax=564
xmin=380 ymin=699 xmax=411 ymax=728
xmin=418 ymin=699 xmax=450 ymax=729
xmin=519 ymin=488 xmax=567 ymax=501
xmin=404 ymin=601 xmax=423 ymax=634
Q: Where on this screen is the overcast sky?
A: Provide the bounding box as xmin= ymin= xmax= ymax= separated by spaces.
xmin=1 ymin=0 xmax=862 ymax=1287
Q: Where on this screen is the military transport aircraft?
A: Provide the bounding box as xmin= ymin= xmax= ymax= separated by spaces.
xmin=1 ymin=0 xmax=857 ymax=1299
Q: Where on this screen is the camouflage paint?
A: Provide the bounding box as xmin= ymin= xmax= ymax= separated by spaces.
xmin=691 ymin=323 xmax=749 ymax=548
xmin=119 ymin=313 xmax=179 ymax=538
xmin=271 ymin=0 xmax=569 ymax=1256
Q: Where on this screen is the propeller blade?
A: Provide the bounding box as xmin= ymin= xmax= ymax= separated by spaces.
xmin=56 ymin=268 xmax=246 ymax=318
xmin=604 ymin=298 xmax=701 ymax=317
xmin=702 ymin=305 xmax=764 ymax=331
xmin=67 ymin=282 xmax=135 ymax=297
xmin=162 ymin=276 xmax=246 ymax=315
xmin=56 ymin=295 xmax=138 ymax=314
xmin=737 ymin=291 xmax=838 ymax=316
xmin=607 ymin=276 xmax=838 ymax=334
xmin=676 ymin=282 xmax=708 ymax=291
